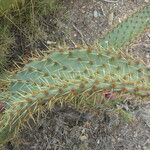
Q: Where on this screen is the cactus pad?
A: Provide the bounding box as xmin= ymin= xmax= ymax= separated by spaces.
xmin=0 ymin=47 xmax=150 ymax=143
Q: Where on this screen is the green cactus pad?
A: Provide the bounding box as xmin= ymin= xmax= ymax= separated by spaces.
xmin=100 ymin=4 xmax=150 ymax=49
xmin=0 ymin=48 xmax=150 ymax=143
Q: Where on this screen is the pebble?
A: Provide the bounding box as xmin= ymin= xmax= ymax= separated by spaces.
xmin=94 ymin=10 xmax=98 ymax=18
xmin=80 ymin=134 xmax=88 ymax=141
xmin=108 ymin=12 xmax=114 ymax=26
xmin=93 ymin=10 xmax=101 ymax=18
xmin=145 ymin=0 xmax=149 ymax=3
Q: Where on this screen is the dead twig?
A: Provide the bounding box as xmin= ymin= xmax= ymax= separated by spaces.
xmin=101 ymin=0 xmax=119 ymax=3
xmin=72 ymin=24 xmax=87 ymax=46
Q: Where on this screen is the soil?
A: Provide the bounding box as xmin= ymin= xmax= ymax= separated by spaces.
xmin=5 ymin=103 xmax=150 ymax=150
xmin=127 ymin=33 xmax=150 ymax=63
xmin=2 ymin=0 xmax=150 ymax=149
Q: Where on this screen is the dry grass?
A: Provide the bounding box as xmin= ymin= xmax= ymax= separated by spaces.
xmin=0 ymin=0 xmax=62 ymax=71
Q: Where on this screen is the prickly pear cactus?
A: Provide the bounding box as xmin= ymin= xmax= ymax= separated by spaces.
xmin=0 ymin=4 xmax=150 ymax=144
xmin=0 ymin=47 xmax=150 ymax=143
xmin=100 ymin=5 xmax=150 ymax=49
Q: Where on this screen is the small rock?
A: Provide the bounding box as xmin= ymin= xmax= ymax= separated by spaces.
xmin=80 ymin=134 xmax=88 ymax=141
xmin=93 ymin=10 xmax=101 ymax=18
xmin=46 ymin=41 xmax=56 ymax=45
xmin=94 ymin=10 xmax=98 ymax=18
xmin=145 ymin=0 xmax=149 ymax=3
xmin=108 ymin=12 xmax=114 ymax=26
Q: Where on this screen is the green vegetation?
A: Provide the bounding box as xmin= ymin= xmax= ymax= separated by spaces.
xmin=0 ymin=0 xmax=61 ymax=71
xmin=0 ymin=46 xmax=150 ymax=143
xmin=0 ymin=25 xmax=14 ymax=69
xmin=100 ymin=5 xmax=150 ymax=49
xmin=0 ymin=0 xmax=21 ymax=15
